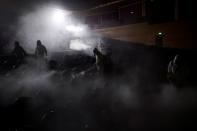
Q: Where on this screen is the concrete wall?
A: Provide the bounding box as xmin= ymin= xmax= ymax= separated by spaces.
xmin=95 ymin=21 xmax=197 ymax=49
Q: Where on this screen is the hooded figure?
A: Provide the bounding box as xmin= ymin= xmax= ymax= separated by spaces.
xmin=35 ymin=40 xmax=47 ymax=59
xmin=35 ymin=40 xmax=48 ymax=70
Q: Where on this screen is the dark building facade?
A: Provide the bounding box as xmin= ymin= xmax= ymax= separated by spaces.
xmin=84 ymin=0 xmax=195 ymax=28
xmin=79 ymin=0 xmax=196 ymax=49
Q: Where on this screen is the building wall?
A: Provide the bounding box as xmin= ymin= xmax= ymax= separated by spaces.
xmin=96 ymin=21 xmax=197 ymax=48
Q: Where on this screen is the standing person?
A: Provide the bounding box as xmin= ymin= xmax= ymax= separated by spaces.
xmin=35 ymin=40 xmax=47 ymax=70
xmin=35 ymin=40 xmax=47 ymax=59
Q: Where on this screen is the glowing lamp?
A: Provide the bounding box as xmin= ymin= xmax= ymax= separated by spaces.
xmin=51 ymin=9 xmax=66 ymax=25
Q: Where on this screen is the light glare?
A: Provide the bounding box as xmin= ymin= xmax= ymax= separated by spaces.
xmin=52 ymin=9 xmax=66 ymax=24
xmin=70 ymin=39 xmax=91 ymax=51
xmin=66 ymin=25 xmax=84 ymax=33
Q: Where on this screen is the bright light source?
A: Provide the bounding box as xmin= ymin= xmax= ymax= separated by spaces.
xmin=51 ymin=9 xmax=66 ymax=24
xmin=69 ymin=39 xmax=91 ymax=51
xmin=66 ymin=25 xmax=84 ymax=33
xmin=155 ymin=32 xmax=164 ymax=37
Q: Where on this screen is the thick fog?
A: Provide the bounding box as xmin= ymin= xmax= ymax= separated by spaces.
xmin=13 ymin=4 xmax=100 ymax=54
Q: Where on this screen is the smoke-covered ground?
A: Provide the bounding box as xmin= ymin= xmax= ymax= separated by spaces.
xmin=1 ymin=38 xmax=197 ymax=131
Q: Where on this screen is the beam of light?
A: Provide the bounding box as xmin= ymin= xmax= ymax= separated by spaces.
xmin=69 ymin=39 xmax=91 ymax=51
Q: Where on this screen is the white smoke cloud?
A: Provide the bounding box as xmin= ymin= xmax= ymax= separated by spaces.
xmin=14 ymin=4 xmax=100 ymax=54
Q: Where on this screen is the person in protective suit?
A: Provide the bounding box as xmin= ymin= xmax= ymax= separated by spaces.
xmin=35 ymin=40 xmax=47 ymax=59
